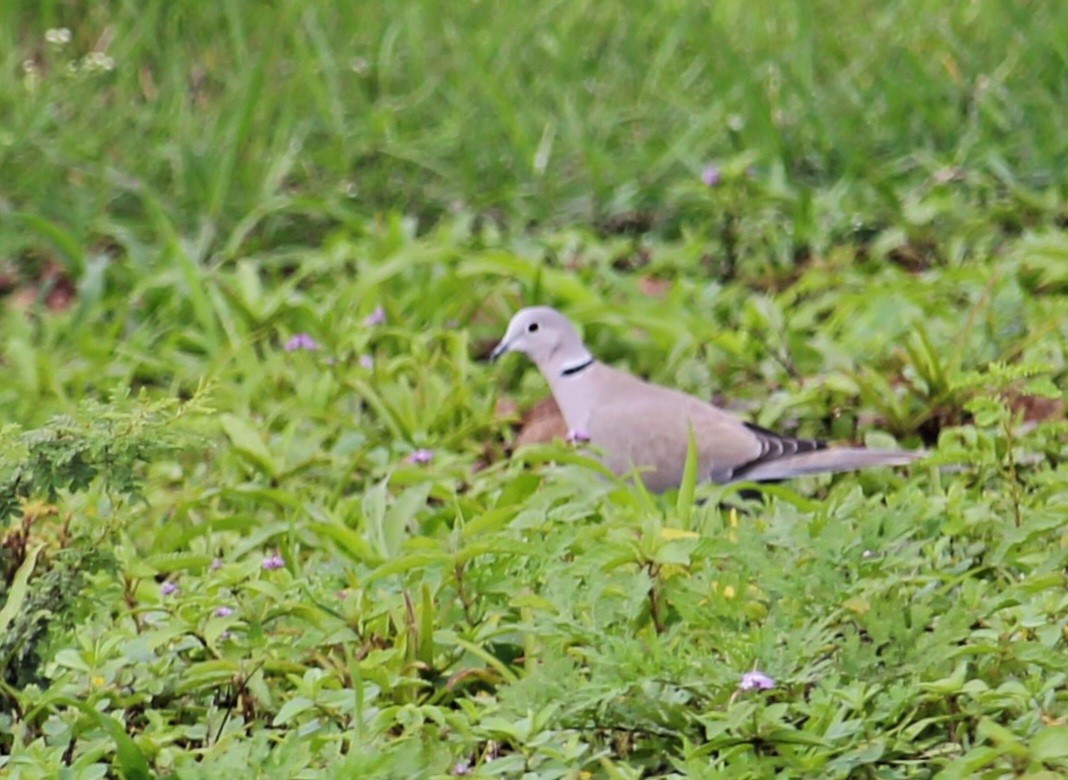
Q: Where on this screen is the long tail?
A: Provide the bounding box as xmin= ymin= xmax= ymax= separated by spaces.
xmin=735 ymin=447 xmax=925 ymax=482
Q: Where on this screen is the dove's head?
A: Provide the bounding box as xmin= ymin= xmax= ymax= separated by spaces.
xmin=490 ymin=306 xmax=592 ymax=374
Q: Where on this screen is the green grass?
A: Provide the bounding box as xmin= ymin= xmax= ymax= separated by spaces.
xmin=2 ymin=1 xmax=1068 ymax=778
xmin=3 ymin=1 xmax=1067 ymax=248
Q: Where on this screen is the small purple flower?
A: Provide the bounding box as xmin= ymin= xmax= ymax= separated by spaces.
xmin=701 ymin=164 xmax=721 ymax=187
xmin=566 ymin=429 xmax=591 ymax=444
xmin=262 ymin=554 xmax=285 ymax=571
xmin=363 ymin=306 xmax=386 ymax=327
xmin=358 ymin=354 xmax=374 ymax=369
xmin=214 ymin=606 xmax=234 ymax=618
xmin=160 ymin=581 xmax=178 ymax=596
xmin=739 ymin=670 xmax=776 ymax=691
xmin=406 ymin=448 xmax=434 ymax=465
xmin=452 ymin=760 xmax=471 ymax=776
xmin=284 ymin=333 xmax=320 ymax=352
xmin=210 ymin=558 xmax=223 ymax=571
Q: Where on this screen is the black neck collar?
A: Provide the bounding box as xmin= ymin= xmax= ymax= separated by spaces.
xmin=560 ymin=357 xmax=594 ymax=377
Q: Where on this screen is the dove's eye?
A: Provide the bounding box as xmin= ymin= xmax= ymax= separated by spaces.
xmin=527 ymin=322 xmax=539 ymax=333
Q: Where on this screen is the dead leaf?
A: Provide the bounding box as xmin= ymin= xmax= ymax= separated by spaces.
xmin=515 ymin=396 xmax=568 ymax=447
xmin=1003 ymin=391 xmax=1065 ymax=424
xmin=638 ymin=276 xmax=671 ymax=298
xmin=495 ymin=397 xmax=519 ymax=420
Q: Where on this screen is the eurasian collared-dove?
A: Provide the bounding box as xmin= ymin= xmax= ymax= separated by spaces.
xmin=491 ymin=306 xmax=923 ymax=492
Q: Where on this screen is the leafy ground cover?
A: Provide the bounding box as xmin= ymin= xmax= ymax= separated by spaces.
xmin=2 ymin=2 xmax=1068 ymax=778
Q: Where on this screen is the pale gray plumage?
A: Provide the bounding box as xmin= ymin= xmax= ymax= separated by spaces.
xmin=491 ymin=306 xmax=923 ymax=492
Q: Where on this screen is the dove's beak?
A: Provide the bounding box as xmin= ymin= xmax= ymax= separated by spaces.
xmin=489 ymin=340 xmax=510 ymax=362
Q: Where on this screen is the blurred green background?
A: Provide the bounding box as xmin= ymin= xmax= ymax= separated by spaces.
xmin=2 ymin=2 xmax=1067 ymax=778
xmin=3 ymin=0 xmax=1066 ymax=249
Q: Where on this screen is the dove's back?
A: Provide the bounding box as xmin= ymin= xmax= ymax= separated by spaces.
xmin=582 ymin=364 xmax=921 ymax=490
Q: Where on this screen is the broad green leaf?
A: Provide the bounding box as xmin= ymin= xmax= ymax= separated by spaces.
xmin=52 ymin=697 xmax=154 ymax=780
xmin=220 ymin=414 xmax=279 ymax=478
xmin=1031 ymin=725 xmax=1068 ymax=763
xmin=273 ymin=696 xmax=316 ymax=726
xmin=0 ymin=543 xmax=43 ymax=634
